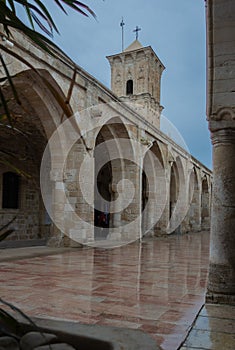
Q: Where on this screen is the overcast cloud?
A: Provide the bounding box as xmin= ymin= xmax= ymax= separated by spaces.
xmin=28 ymin=0 xmax=212 ymax=168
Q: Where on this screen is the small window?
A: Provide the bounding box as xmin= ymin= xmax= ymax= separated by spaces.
xmin=126 ymin=80 xmax=133 ymax=95
xmin=2 ymin=172 xmax=20 ymax=209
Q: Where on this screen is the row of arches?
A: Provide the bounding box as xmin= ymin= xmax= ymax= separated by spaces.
xmin=0 ymin=127 xmax=210 ymax=243
xmin=0 ymin=68 xmax=211 ymax=246
xmin=91 ymin=120 xmax=211 ymax=241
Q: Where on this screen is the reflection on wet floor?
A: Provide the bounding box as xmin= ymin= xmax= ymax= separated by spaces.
xmin=181 ymin=304 xmax=235 ymax=350
xmin=0 ymin=232 xmax=210 ymax=350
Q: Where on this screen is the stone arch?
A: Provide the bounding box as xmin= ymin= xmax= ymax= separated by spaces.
xmin=93 ymin=117 xmax=138 ymax=242
xmin=9 ymin=69 xmax=73 ymax=139
xmin=142 ymin=141 xmax=166 ymax=236
xmin=201 ymin=176 xmax=210 ymax=230
xmin=189 ymin=168 xmax=201 ymax=231
xmin=167 ymin=156 xmax=187 ymax=234
xmin=169 ymin=161 xmax=180 ymax=221
xmin=94 ymin=124 xmax=114 ymax=240
xmin=124 ymin=54 xmax=133 ymax=63
xmin=0 ymin=68 xmax=73 ymax=246
xmin=182 ymin=167 xmax=201 ymax=233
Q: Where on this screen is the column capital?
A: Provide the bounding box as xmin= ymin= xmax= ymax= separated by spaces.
xmin=208 ymin=107 xmax=235 ymax=133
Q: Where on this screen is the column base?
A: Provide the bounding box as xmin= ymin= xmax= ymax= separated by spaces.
xmin=207 ymin=263 xmax=235 ymax=294
xmin=206 ymin=291 xmax=235 ymax=305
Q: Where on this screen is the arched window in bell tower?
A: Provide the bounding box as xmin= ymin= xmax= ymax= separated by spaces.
xmin=126 ymin=80 xmax=133 ymax=95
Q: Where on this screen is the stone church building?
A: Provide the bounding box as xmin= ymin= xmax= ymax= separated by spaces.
xmin=0 ymin=29 xmax=212 ymax=248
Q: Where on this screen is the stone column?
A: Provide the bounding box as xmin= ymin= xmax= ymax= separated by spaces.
xmin=207 ymin=127 xmax=235 ymax=303
xmin=206 ymin=0 xmax=235 ymax=304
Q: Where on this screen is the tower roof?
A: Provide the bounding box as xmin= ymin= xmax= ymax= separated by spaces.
xmin=106 ymin=41 xmax=165 ymax=73
xmin=124 ymin=40 xmax=143 ymax=52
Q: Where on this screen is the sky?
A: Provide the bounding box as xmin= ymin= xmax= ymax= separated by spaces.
xmin=22 ymin=0 xmax=212 ymax=169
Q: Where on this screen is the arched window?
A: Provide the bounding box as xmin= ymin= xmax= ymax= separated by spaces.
xmin=126 ymin=80 xmax=133 ymax=95
xmin=2 ymin=172 xmax=20 ymax=209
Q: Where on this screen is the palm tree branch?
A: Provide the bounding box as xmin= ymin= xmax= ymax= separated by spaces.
xmin=0 ymin=42 xmax=73 ymax=117
xmin=0 ymin=54 xmax=21 ymax=105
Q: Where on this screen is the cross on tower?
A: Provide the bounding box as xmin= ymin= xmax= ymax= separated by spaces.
xmin=120 ymin=18 xmax=125 ymax=28
xmin=133 ymin=26 xmax=141 ymax=40
xmin=120 ymin=17 xmax=125 ymax=52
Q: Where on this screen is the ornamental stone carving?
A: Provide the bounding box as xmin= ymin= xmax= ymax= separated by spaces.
xmin=209 ymin=107 xmax=235 ymax=132
xmin=210 ymin=107 xmax=235 ymax=121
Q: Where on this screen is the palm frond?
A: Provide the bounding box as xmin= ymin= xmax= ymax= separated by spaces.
xmin=0 ymin=0 xmax=95 ymax=174
xmin=60 ymin=0 xmax=96 ymax=18
xmin=14 ymin=0 xmax=58 ymax=34
xmin=0 ymin=86 xmax=13 ymax=126
xmin=0 ymin=43 xmax=73 ymax=118
xmin=0 ymin=53 xmax=21 ymax=105
xmin=1 ymin=0 xmax=95 ymax=41
xmin=7 ymin=0 xmax=16 ymax=14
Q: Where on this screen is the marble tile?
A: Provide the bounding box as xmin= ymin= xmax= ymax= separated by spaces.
xmin=185 ymin=329 xmax=235 ymax=350
xmin=0 ymin=231 xmax=211 ymax=350
xmin=194 ymin=315 xmax=235 ymax=334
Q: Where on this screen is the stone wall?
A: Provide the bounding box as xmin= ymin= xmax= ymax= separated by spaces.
xmin=0 ymin=30 xmax=212 ymax=247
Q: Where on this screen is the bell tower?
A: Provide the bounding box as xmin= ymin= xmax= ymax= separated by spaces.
xmin=106 ymin=40 xmax=165 ymax=127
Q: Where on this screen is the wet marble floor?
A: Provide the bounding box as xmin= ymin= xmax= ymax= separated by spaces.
xmin=180 ymin=303 xmax=235 ymax=350
xmin=0 ymin=232 xmax=210 ymax=350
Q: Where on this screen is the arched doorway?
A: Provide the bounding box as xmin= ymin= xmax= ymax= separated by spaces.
xmin=142 ymin=141 xmax=165 ymax=237
xmin=168 ymin=160 xmax=182 ymax=234
xmin=169 ymin=162 xmax=179 ymax=221
xmin=94 ymin=129 xmax=113 ymax=240
xmin=182 ymin=168 xmax=201 ymax=233
xmin=141 ymin=166 xmax=149 ymax=235
xmin=93 ymin=118 xmax=136 ymax=242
